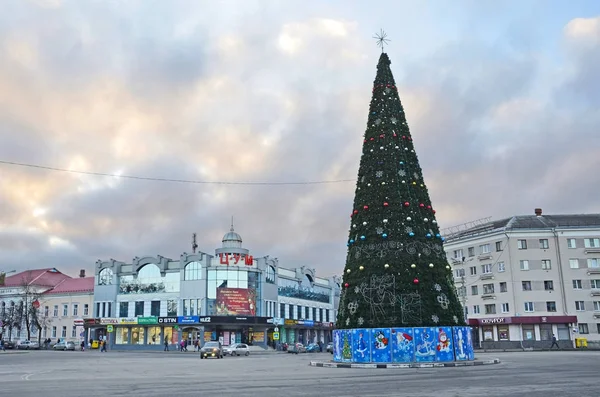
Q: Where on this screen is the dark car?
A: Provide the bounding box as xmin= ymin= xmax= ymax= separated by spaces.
xmin=200 ymin=341 xmax=223 ymax=359
xmin=2 ymin=340 xmax=16 ymax=350
xmin=326 ymin=342 xmax=333 ymax=354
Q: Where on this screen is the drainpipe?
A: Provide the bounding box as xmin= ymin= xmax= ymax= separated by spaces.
xmin=551 ymin=228 xmax=569 ymax=315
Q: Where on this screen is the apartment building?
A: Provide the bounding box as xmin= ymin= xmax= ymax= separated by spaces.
xmin=444 ymin=209 xmax=600 ymax=349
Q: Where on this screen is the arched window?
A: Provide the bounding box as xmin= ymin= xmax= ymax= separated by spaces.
xmin=184 ymin=262 xmax=202 ymax=281
xmin=137 ymin=264 xmax=161 ymax=284
xmin=302 ymin=274 xmax=314 ymax=289
xmin=98 ymin=268 xmax=113 ymax=285
xmin=265 ymin=266 xmax=276 ymax=284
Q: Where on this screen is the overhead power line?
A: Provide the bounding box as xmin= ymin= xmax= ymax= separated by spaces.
xmin=0 ymin=160 xmax=355 ymax=186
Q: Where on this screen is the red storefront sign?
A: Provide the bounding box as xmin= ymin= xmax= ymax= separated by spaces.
xmin=469 ymin=315 xmax=577 ymax=326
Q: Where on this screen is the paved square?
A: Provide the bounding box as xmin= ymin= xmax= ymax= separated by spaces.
xmin=1 ymin=350 xmax=598 ymax=396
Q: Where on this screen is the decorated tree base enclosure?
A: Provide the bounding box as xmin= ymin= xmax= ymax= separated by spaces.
xmin=333 ymin=39 xmax=474 ymax=363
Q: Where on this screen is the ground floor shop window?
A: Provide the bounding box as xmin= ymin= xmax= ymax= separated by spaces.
xmin=483 ymin=327 xmax=493 ymax=341
xmin=522 ymin=325 xmax=534 ymax=340
xmin=540 ymin=324 xmax=552 ymax=341
xmin=163 ymin=327 xmax=175 ymax=344
xmin=132 ymin=327 xmax=145 ymax=345
xmin=148 ymin=327 xmax=161 ymax=344
xmin=498 ymin=326 xmax=509 ymax=341
xmin=116 ymin=328 xmax=129 ymax=344
xmin=557 ymin=324 xmax=570 ymax=340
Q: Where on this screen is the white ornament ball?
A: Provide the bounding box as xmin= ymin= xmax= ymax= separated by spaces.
xmin=411 ymin=264 xmax=416 ymax=268
xmin=404 ymin=147 xmax=408 ymax=151
xmin=367 ymin=183 xmax=371 ymax=186
xmin=381 ymin=182 xmax=385 ymax=185
xmin=395 ymin=146 xmax=399 ymax=149
xmin=362 ymin=222 xmax=367 ymax=226
xmin=359 ymin=265 xmax=364 ymax=270
xmin=423 ymin=218 xmax=429 ymax=222
xmin=402 ymin=180 xmax=406 ymax=184
xmin=346 ymin=269 xmax=351 ymax=273
xmin=380 ymin=146 xmax=384 ymax=150
xmin=406 ymin=217 xmax=412 ymax=221
xmin=432 ymin=220 xmax=437 ymax=224
xmin=446 ymin=265 xmax=451 ymax=269
xmin=384 ymin=264 xmax=389 ymax=268
xmin=352 ymin=224 xmax=357 ymax=228
xmin=383 ymin=219 xmax=388 ymax=223
xmin=429 ymin=263 xmax=434 ymax=268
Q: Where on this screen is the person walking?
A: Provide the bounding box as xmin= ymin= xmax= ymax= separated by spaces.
xmin=164 ymin=339 xmax=169 ymax=351
xmin=550 ymin=335 xmax=560 ymax=350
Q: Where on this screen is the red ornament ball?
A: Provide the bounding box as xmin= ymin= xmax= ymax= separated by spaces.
xmin=413 ymin=278 xmax=419 ymax=284
xmin=433 ymin=210 xmax=436 ymax=214
xmin=383 ymin=202 xmax=389 ymax=207
xmin=427 ymin=205 xmax=432 ymax=209
xmin=363 ymin=205 xmax=369 ymax=210
xmin=344 ymin=283 xmax=349 ymax=288
xmin=402 ymin=135 xmax=406 ymax=139
xmin=419 ymin=203 xmax=425 ymax=208
xmin=370 ymin=137 xmax=375 ymax=141
xmin=379 ymin=134 xmax=384 ymax=138
xmin=353 ymin=210 xmax=359 ymax=214
xmin=364 ymin=139 xmax=367 ymax=143
xmin=403 ymin=202 xmax=410 ymax=207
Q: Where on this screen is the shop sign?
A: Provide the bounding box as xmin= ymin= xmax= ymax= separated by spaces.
xmin=178 ymin=316 xmax=199 ymax=324
xmin=215 ymin=253 xmax=255 ymax=268
xmin=73 ymin=319 xmax=84 ymax=326
xmin=100 ymin=318 xmax=119 ymax=325
xmin=107 ymin=325 xmax=114 ymax=333
xmin=84 ymin=318 xmax=100 ymax=325
xmin=137 ymin=316 xmax=158 ymax=325
xmin=480 ymin=318 xmax=506 ymax=324
xmin=158 ymin=317 xmax=178 ymax=324
xmin=199 ymin=316 xmax=212 ymax=323
xmin=284 ymin=319 xmax=297 ymax=326
xmin=118 ymin=317 xmax=138 ymax=325
xmin=272 ymin=317 xmax=284 ymax=325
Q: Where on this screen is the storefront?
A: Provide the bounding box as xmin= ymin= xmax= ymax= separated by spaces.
xmin=280 ymin=319 xmax=334 ymax=346
xmin=199 ymin=315 xmax=273 ymax=347
xmin=468 ymin=315 xmax=578 ymax=349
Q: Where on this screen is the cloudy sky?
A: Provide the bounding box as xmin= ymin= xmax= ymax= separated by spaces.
xmin=1 ymin=0 xmax=600 ymax=278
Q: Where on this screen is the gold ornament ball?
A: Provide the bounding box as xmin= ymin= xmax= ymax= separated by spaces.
xmin=412 ymin=181 xmax=417 ymax=185
xmin=346 ymin=269 xmax=351 ymax=274
xmin=429 ymin=263 xmax=434 ymax=268
xmin=359 ymin=265 xmax=364 ymax=270
xmin=446 ymin=265 xmax=451 ymax=269
xmin=384 ymin=263 xmax=389 ymax=268
xmin=410 ymin=264 xmax=416 ymax=268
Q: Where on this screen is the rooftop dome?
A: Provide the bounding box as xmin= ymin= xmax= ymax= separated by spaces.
xmin=221 ymin=218 xmax=243 ymax=249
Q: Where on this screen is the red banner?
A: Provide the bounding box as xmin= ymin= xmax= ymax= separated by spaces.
xmin=216 ymin=288 xmax=256 ymax=316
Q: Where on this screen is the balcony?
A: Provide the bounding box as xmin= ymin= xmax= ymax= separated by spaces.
xmin=584 ymin=247 xmax=600 ymax=254
xmin=481 ymin=293 xmax=496 ymax=300
xmin=591 ymin=290 xmax=600 ymax=297
xmin=594 ymin=313 xmax=600 ymax=319
xmin=587 ymin=268 xmax=600 ymax=275
xmin=479 ymin=273 xmax=494 ymax=281
xmin=478 ymin=253 xmax=492 ymax=261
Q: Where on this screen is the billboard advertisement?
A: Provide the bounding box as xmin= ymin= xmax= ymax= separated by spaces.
xmin=216 ymin=288 xmax=256 ymax=316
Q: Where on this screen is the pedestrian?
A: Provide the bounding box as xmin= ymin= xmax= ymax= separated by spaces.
xmin=80 ymin=341 xmax=85 ymax=351
xmin=100 ymin=340 xmax=107 ymax=352
xmin=550 ymin=335 xmax=560 ymax=350
xmin=164 ymin=339 xmax=169 ymax=351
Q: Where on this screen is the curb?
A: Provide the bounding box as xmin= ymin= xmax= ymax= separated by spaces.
xmin=309 ymin=358 xmax=501 ymax=369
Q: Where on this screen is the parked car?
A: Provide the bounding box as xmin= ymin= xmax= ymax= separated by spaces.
xmin=53 ymin=341 xmax=76 ymax=351
xmin=287 ymin=343 xmax=306 ymax=354
xmin=1 ymin=340 xmax=16 ymax=350
xmin=17 ymin=340 xmax=40 ymax=350
xmin=306 ymin=343 xmax=321 ymax=353
xmin=223 ymin=343 xmax=250 ymax=356
xmin=200 ymin=341 xmax=223 ymax=359
xmin=326 ymin=342 xmax=333 ymax=354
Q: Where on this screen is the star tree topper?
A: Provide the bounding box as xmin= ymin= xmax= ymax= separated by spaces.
xmin=373 ymin=29 xmax=390 ymax=52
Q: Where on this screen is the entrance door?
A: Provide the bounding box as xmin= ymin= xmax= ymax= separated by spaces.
xmin=182 ymin=328 xmax=199 ymax=346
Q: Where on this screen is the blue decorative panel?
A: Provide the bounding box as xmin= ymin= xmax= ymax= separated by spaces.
xmin=351 ymin=328 xmax=371 ymax=363
xmin=414 ymin=327 xmax=437 ymax=362
xmin=333 ymin=330 xmax=342 ymax=362
xmin=370 ymin=328 xmax=392 ymax=363
xmin=391 ymin=328 xmax=415 ymax=363
xmin=434 ymin=327 xmax=455 ymax=362
xmin=453 ymin=326 xmax=475 ymax=361
xmin=340 ymin=329 xmax=353 ymax=362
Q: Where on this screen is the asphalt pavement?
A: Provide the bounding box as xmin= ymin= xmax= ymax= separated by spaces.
xmin=1 ymin=349 xmax=598 ymax=397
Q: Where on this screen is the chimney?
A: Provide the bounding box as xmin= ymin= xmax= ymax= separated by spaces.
xmin=79 ymin=269 xmax=86 ymax=278
xmin=535 ymin=208 xmax=542 ymax=216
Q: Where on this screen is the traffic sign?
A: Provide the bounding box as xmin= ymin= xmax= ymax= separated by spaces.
xmin=273 ymin=332 xmax=280 ymax=340
xmin=107 ymin=325 xmax=114 ymax=333
xmin=274 ymin=327 xmax=279 ymax=332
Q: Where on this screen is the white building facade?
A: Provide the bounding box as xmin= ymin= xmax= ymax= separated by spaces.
xmin=444 ymin=210 xmax=600 ymax=349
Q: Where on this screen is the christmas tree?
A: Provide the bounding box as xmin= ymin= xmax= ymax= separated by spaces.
xmin=342 ymin=333 xmax=352 ymax=359
xmin=336 ymin=51 xmax=465 ymax=330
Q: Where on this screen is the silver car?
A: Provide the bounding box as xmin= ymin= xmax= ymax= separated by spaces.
xmin=53 ymin=341 xmax=76 ymax=351
xmin=223 ymin=343 xmax=250 ymax=356
xmin=17 ymin=340 xmax=40 ymax=350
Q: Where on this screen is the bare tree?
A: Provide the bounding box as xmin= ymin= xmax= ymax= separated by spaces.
xmin=18 ymin=272 xmax=46 ymax=340
xmin=31 ymin=303 xmax=52 ymax=343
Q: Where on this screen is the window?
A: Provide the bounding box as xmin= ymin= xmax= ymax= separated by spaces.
xmin=473 ymin=305 xmax=480 ymax=314
xmin=297 ymin=305 xmax=302 ymax=319
xmin=594 ymin=301 xmax=600 ymax=311
xmin=72 ymin=304 xmax=78 ymax=316
xmin=584 ymin=238 xmax=600 ymax=248
xmin=541 ymin=260 xmax=552 ymax=270
xmin=539 ymin=239 xmax=549 ymax=249
xmin=117 ymin=328 xmax=129 ymax=344
xmin=517 ymin=240 xmax=527 ymax=249
xmin=95 ymin=302 xmax=100 ymax=317
xmin=265 ymin=266 xmax=276 ymax=284
xmin=167 ymin=300 xmax=177 ymax=316
xmin=305 ymin=306 xmax=310 ymax=319
xmin=457 ymin=286 xmax=467 ymax=297
xmin=544 ymin=280 xmax=554 ymax=291
xmin=500 ymin=282 xmax=507 ymax=292
xmin=501 ymin=303 xmax=509 ymax=313
xmin=546 ymin=301 xmax=557 ymax=312
xmin=44 ymin=306 xmax=49 ymax=317
xmin=520 ymin=260 xmax=529 ymax=271
xmin=483 ymin=283 xmax=495 ymax=294
xmin=326 ymin=309 xmax=330 ymax=322
xmin=484 ymin=304 xmax=496 ymax=315
xmin=567 ymin=238 xmax=576 ymax=249
xmin=61 ymin=326 xmax=67 ymax=338
xmin=471 ymin=286 xmax=478 ymax=295
xmin=588 ymin=259 xmax=599 ymax=268
xmin=540 ymin=324 xmax=552 ymax=341
xmin=147 ymin=327 xmax=161 ymax=344
xmin=71 ymin=326 xmax=77 ymax=338
xmin=280 ymin=303 xmax=285 ymax=318
xmin=575 ymin=301 xmax=585 ymax=311
xmin=62 ymin=304 xmax=68 ymax=317
xmin=52 ymin=326 xmax=57 ymax=338
xmin=569 ymin=259 xmax=579 ymax=269
xmin=319 ymin=308 xmax=323 ymax=322
xmin=578 ymin=323 xmax=589 ymax=334
xmin=131 ymin=327 xmax=145 ymax=344
xmin=453 ymin=249 xmax=464 ymax=259
xmin=312 ymin=307 xmax=316 ymax=320
xmin=522 ymin=281 xmax=532 ymax=291
xmin=573 ymin=280 xmax=582 ymax=289
xmin=479 ymin=244 xmax=491 ymax=254
xmin=53 ymin=305 xmax=58 ymax=317
xmin=289 ymin=304 xmax=294 ymax=319
xmin=107 ymin=302 xmax=112 ymax=317
xmin=135 ymin=301 xmax=144 ymax=316
xmin=184 ymin=261 xmax=202 ymax=281
xmin=481 ymin=264 xmax=492 ymax=274
xmin=151 ymin=301 xmax=160 ymax=317
xmin=455 ymin=268 xmax=465 ymax=277
xmin=498 ymin=325 xmax=509 ymax=341
xmin=469 ymin=266 xmax=477 ymax=276
xmin=497 ymin=262 xmax=505 ymax=272
xmin=495 ymin=241 xmax=502 ymax=252
xmin=591 ymin=280 xmax=600 ymax=289
xmin=83 ymin=304 xmax=88 ymax=316
xmin=524 ymin=302 xmax=534 ymax=312
xmin=119 ymin=302 xmax=128 ymax=317
xmin=468 ymin=247 xmax=475 ymax=257
xmin=522 ymin=325 xmax=534 ymax=340
xmin=98 ymin=268 xmax=113 ymax=285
